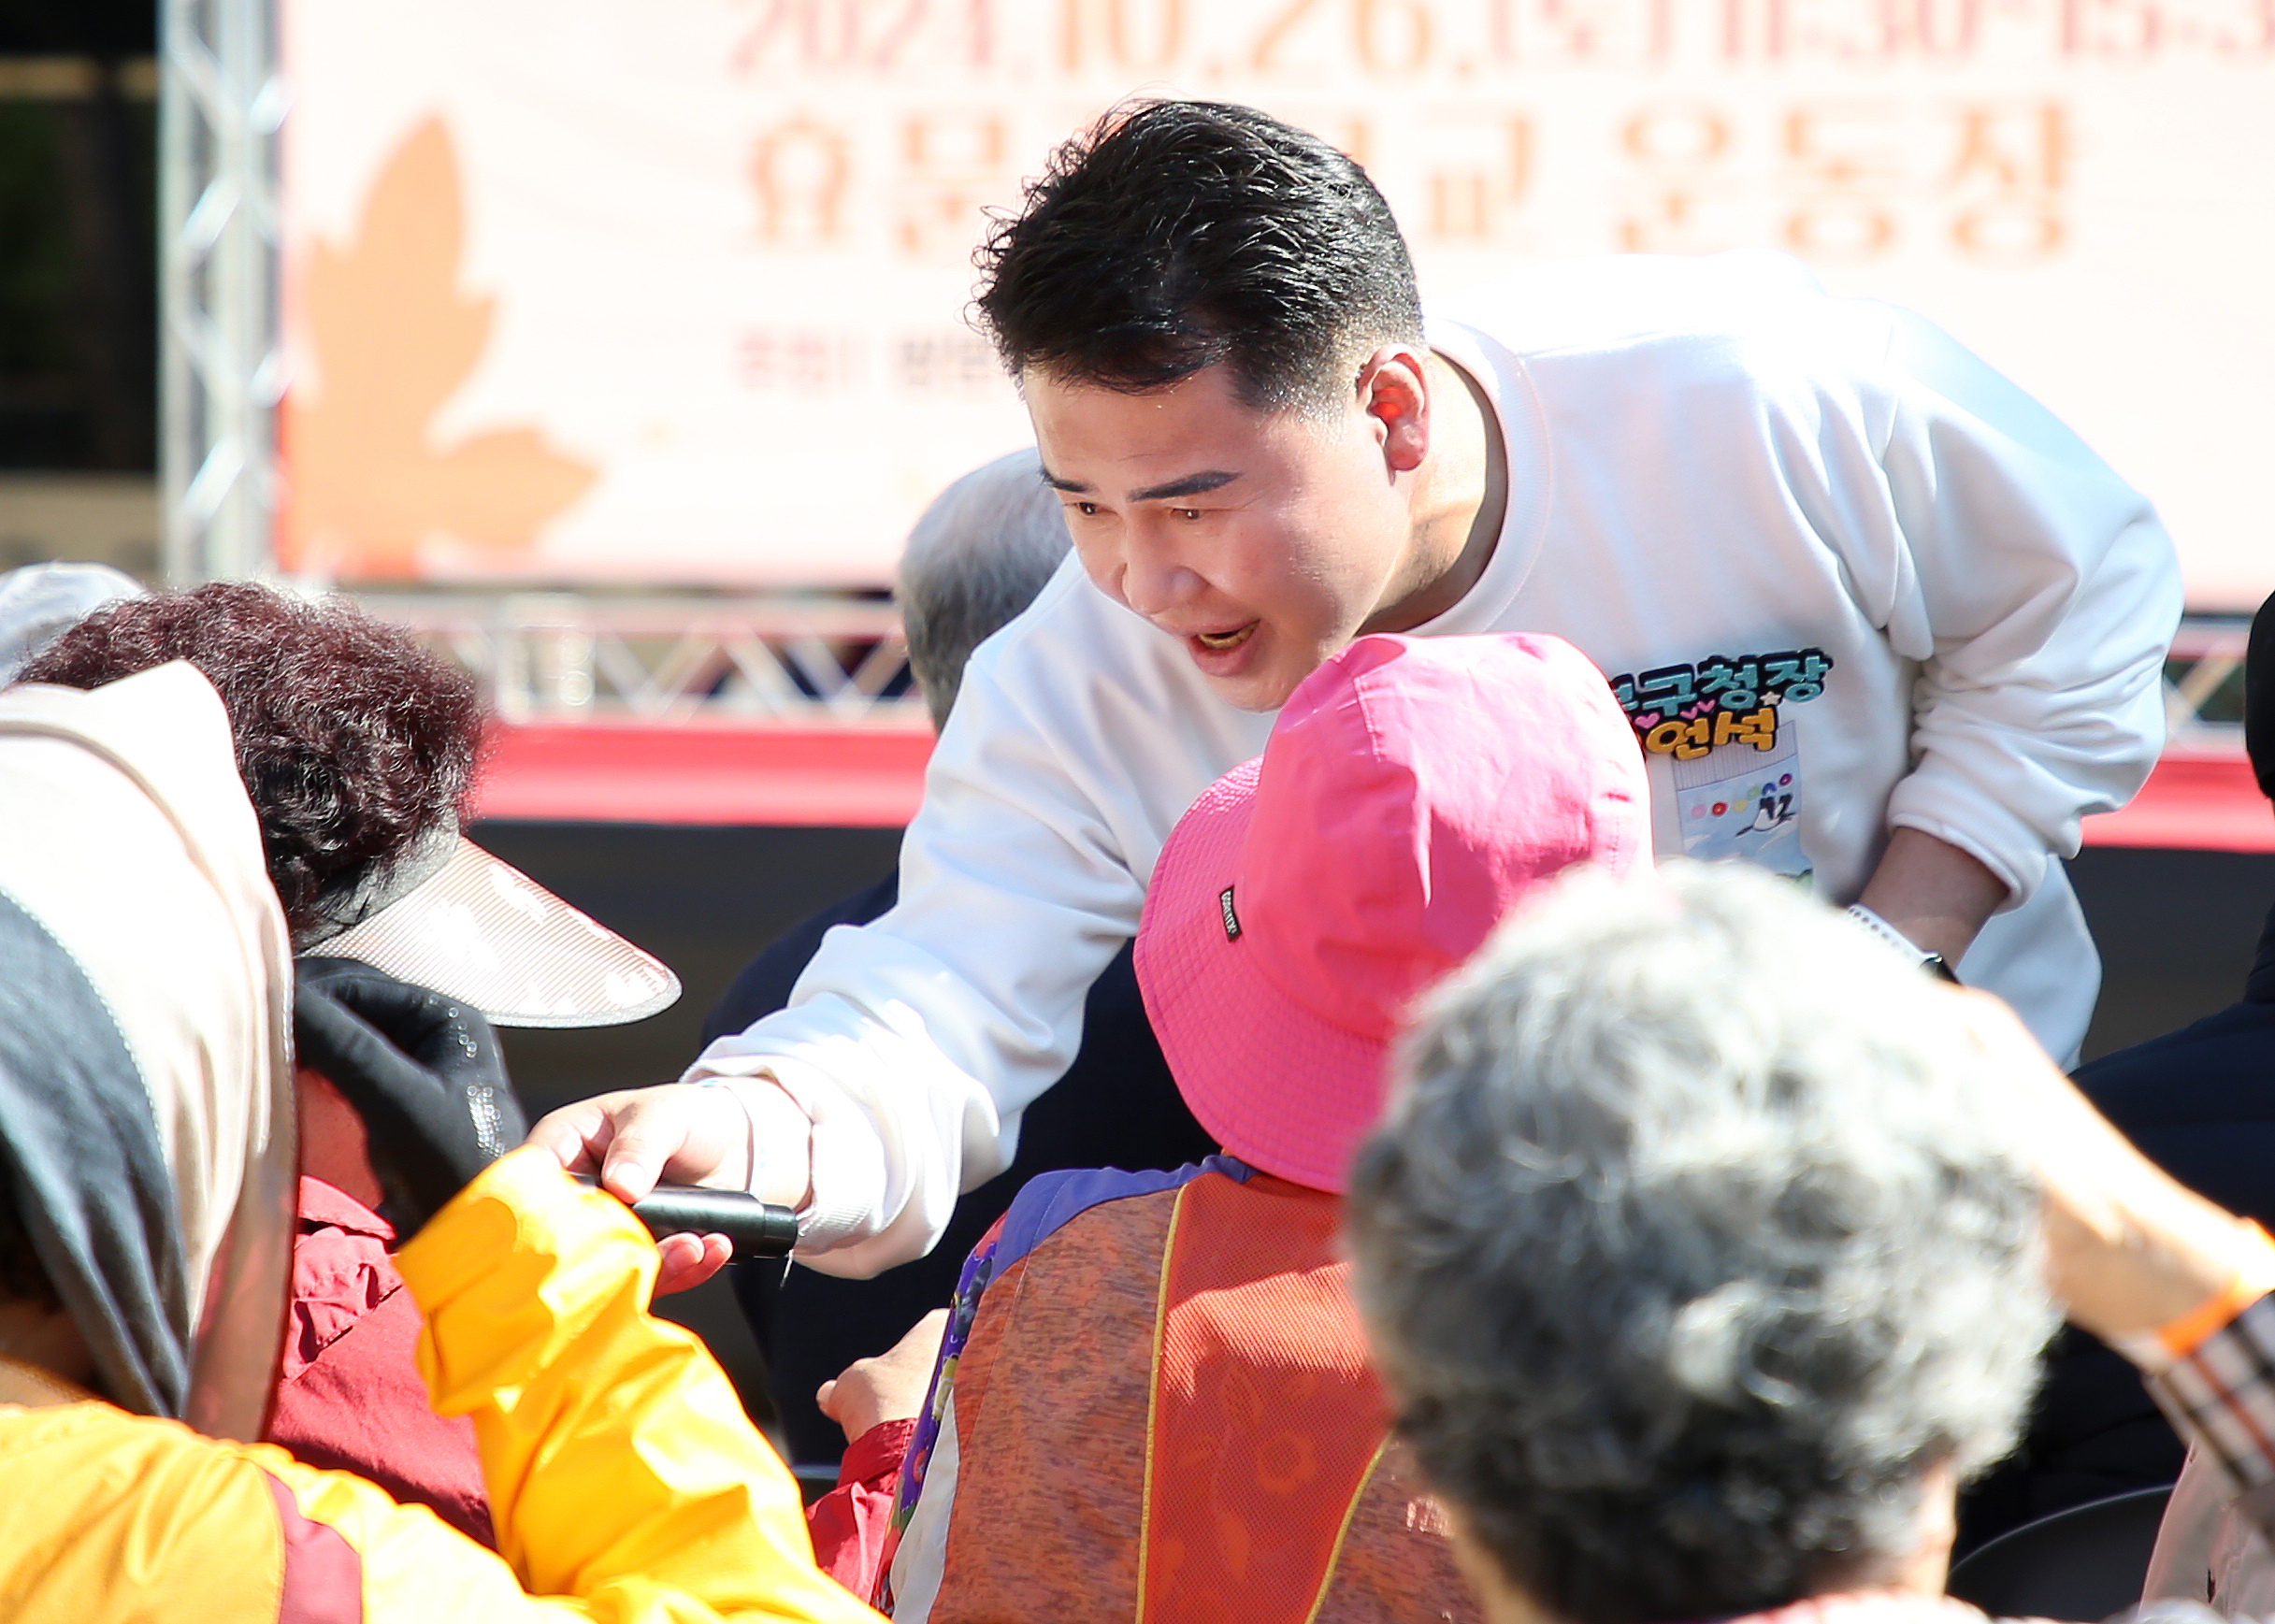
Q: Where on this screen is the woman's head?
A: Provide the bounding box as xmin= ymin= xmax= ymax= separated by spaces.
xmin=1135 ymin=632 xmax=1649 ymax=1193
xmin=17 ymin=582 xmax=482 ymax=939
xmin=14 ymin=582 xmax=679 ymax=1030
xmin=1346 ymin=862 xmax=2056 ymax=1624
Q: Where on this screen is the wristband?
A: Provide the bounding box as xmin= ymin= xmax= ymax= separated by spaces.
xmin=2109 ymin=1219 xmax=2275 ymax=1372
xmin=1845 ymin=904 xmax=1960 ymax=984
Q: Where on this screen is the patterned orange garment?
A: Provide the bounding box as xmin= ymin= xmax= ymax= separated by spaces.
xmin=885 ymin=1158 xmax=1476 ymax=1624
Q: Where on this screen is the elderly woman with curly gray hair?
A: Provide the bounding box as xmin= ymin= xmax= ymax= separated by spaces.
xmin=1348 ymin=860 xmax=2275 ymax=1624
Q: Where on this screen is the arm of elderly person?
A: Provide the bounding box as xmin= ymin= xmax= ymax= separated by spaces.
xmin=1963 ymin=992 xmax=2275 ymax=1528
xmin=14 ymin=1146 xmax=884 ymax=1621
xmin=287 ymin=970 xmax=875 ymax=1617
xmin=353 ymin=1146 xmax=881 ymax=1621
xmin=804 ymin=1310 xmax=951 ymax=1600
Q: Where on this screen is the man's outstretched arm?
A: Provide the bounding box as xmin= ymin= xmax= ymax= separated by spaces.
xmin=530 ymin=581 xmax=1260 ymax=1282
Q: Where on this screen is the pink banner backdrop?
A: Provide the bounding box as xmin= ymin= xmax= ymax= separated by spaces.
xmin=281 ymin=0 xmax=2275 ymax=601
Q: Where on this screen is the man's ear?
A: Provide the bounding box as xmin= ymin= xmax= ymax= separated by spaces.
xmin=1355 ymin=345 xmax=1433 ymax=478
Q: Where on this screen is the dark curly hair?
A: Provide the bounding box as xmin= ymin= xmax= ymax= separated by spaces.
xmin=17 ymin=583 xmax=484 ymax=938
xmin=975 ymin=100 xmax=1425 ymax=412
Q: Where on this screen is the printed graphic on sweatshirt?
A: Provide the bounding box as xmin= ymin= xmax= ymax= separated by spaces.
xmin=1607 ymin=647 xmax=1834 ymax=882
xmin=1669 ymin=726 xmax=1806 ymax=874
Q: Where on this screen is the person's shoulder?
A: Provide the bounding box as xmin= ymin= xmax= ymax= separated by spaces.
xmin=1432 ymin=250 xmax=1889 ymax=375
xmin=701 ymin=869 xmax=900 ymax=1042
xmin=959 ymin=553 xmax=1156 ymax=688
xmin=2076 ymin=998 xmax=2275 ymax=1107
xmin=990 ymin=1158 xmax=1238 ymax=1276
xmin=0 ymin=1401 xmax=293 ymax=1587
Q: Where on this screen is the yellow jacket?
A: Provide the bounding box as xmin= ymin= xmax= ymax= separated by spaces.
xmin=0 ymin=1147 xmax=883 ymax=1624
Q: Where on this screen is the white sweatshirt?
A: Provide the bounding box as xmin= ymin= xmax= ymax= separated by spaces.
xmin=693 ymin=251 xmax=2181 ymax=1274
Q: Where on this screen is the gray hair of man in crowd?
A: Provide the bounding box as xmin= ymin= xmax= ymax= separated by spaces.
xmin=897 ymin=448 xmax=1070 ymax=732
xmin=1346 ymin=860 xmax=2058 ymax=1624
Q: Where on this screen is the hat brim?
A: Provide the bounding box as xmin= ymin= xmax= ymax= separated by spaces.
xmin=319 ymin=837 xmax=682 ymax=1028
xmin=1136 ymin=759 xmax=1394 ymax=1196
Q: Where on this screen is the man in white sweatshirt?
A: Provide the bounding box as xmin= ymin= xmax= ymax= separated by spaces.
xmin=533 ymin=100 xmax=2181 ymax=1284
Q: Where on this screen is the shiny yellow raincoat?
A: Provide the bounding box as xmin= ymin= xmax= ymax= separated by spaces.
xmin=0 ymin=1147 xmax=882 ymax=1624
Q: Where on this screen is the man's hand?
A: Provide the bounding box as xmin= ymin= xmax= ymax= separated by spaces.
xmin=526 ymin=1079 xmax=814 ymax=1295
xmin=817 ymin=1309 xmax=950 ymax=1444
xmin=1856 ymin=826 xmax=2009 ymax=968
xmin=527 ymin=1081 xmax=752 ymax=1199
xmin=1951 ymin=988 xmax=2270 ymax=1346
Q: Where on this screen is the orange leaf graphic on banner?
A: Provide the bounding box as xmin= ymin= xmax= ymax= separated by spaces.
xmin=281 ymin=116 xmax=597 ymax=580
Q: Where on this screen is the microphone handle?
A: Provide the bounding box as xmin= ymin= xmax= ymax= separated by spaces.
xmin=572 ymin=1175 xmax=799 ymax=1259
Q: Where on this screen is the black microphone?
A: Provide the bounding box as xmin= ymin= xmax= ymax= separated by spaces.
xmin=572 ymin=1175 xmax=799 ymax=1259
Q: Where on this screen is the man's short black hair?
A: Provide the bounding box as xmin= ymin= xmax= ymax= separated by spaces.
xmin=975 ymin=100 xmax=1425 ymax=412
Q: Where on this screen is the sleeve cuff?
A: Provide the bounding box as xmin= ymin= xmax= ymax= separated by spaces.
xmin=678 ymin=1056 xmax=893 ymax=1257
xmin=2147 ymin=1292 xmax=2275 ymax=1497
xmin=839 ymin=1417 xmax=918 ymax=1489
xmin=769 ymin=1056 xmax=894 ymax=1253
xmin=1881 ymin=801 xmax=2039 ymax=911
xmin=395 ymin=1144 xmax=640 ymax=1309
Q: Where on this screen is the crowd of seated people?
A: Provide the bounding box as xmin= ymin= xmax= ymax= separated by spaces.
xmin=3 ymin=557 xmax=2272 ymax=1624
xmin=3 ymin=567 xmax=2274 ymax=1624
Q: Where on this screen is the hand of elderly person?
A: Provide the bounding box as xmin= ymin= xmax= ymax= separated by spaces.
xmin=816 ymin=1309 xmax=949 ymax=1444
xmin=293 ymin=958 xmax=525 ymax=1238
xmin=1952 ymin=987 xmax=2275 ymax=1353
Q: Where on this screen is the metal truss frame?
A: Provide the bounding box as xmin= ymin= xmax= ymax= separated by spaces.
xmin=159 ymin=0 xmax=285 ymax=586
xmin=354 ymin=593 xmax=929 ymax=728
xmin=359 ymin=591 xmax=2251 ymax=743
xmin=2166 ymin=618 xmax=2253 ymax=746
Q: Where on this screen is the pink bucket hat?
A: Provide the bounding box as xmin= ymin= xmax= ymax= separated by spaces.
xmin=1135 ymin=632 xmax=1651 ymax=1193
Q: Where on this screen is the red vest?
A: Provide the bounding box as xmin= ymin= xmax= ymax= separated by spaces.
xmin=900 ymin=1163 xmax=1476 ymax=1624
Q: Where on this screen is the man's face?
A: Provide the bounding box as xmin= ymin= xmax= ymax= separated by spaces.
xmin=1026 ymin=361 xmax=1418 ymax=711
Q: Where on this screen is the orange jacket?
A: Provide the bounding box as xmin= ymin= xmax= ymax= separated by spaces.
xmin=0 ymin=1147 xmax=882 ymax=1624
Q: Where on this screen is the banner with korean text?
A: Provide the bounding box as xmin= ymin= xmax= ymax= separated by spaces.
xmin=281 ymin=0 xmax=2275 ymax=603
